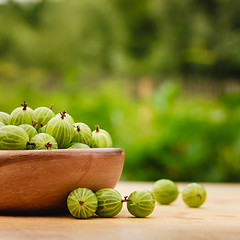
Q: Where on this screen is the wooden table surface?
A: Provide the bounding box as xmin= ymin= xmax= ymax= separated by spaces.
xmin=0 ymin=181 xmax=239 ymax=240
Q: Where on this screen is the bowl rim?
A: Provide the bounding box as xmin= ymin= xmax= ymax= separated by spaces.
xmin=0 ymin=148 xmax=124 ymax=154
xmin=0 ymin=148 xmax=125 ymax=169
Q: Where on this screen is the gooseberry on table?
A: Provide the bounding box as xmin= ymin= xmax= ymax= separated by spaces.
xmin=95 ymin=188 xmax=123 ymax=218
xmin=126 ymin=190 xmax=155 ymax=218
xmin=152 ymin=179 xmax=179 ymax=205
xmin=182 ymin=183 xmax=207 ymax=208
xmin=67 ymin=188 xmax=98 ymax=219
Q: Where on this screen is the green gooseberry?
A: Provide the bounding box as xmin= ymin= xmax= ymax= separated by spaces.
xmin=152 ymin=179 xmax=179 ymax=205
xmin=34 ymin=105 xmax=55 ymax=129
xmin=0 ymin=122 xmax=5 ymax=128
xmin=67 ymin=188 xmax=98 ymax=219
xmin=28 ymin=133 xmax=58 ymax=150
xmin=9 ymin=101 xmax=36 ymax=126
xmin=0 ymin=112 xmax=10 ymax=125
xmin=0 ymin=125 xmax=30 ymax=150
xmin=182 ymin=183 xmax=207 ymax=208
xmin=72 ymin=123 xmax=92 ymax=146
xmin=56 ymin=112 xmax=74 ymax=125
xmin=92 ymin=125 xmax=112 ymax=148
xmin=98 ymin=128 xmax=112 ymax=147
xmin=38 ymin=124 xmax=46 ymax=133
xmin=127 ymin=190 xmax=155 ymax=218
xmin=68 ymin=142 xmax=90 ymax=149
xmin=95 ymin=188 xmax=123 ymax=218
xmin=19 ymin=124 xmax=38 ymax=140
xmin=46 ymin=111 xmax=74 ymax=149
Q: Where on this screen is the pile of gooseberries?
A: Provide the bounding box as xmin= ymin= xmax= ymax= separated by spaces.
xmin=67 ymin=188 xmax=155 ymax=219
xmin=67 ymin=180 xmax=207 ymax=219
xmin=0 ymin=101 xmax=112 ymax=150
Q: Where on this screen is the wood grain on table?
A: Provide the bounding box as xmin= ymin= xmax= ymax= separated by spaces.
xmin=0 ymin=182 xmax=239 ymax=240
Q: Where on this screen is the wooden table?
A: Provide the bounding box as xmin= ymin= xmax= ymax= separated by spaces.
xmin=0 ymin=182 xmax=239 ymax=240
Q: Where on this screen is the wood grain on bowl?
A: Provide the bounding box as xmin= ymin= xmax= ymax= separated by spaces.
xmin=0 ymin=148 xmax=124 ymax=213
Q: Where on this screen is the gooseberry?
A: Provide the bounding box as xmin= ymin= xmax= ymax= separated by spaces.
xmin=34 ymin=105 xmax=55 ymax=129
xmin=182 ymin=183 xmax=207 ymax=208
xmin=72 ymin=123 xmax=92 ymax=146
xmin=56 ymin=112 xmax=74 ymax=125
xmin=127 ymin=190 xmax=155 ymax=218
xmin=152 ymin=179 xmax=179 ymax=205
xmin=0 ymin=112 xmax=9 ymax=125
xmin=28 ymin=133 xmax=58 ymax=150
xmin=68 ymin=142 xmax=90 ymax=149
xmin=95 ymin=188 xmax=123 ymax=217
xmin=38 ymin=124 xmax=46 ymax=133
xmin=19 ymin=124 xmax=38 ymax=140
xmin=46 ymin=111 xmax=74 ymax=149
xmin=67 ymin=188 xmax=98 ymax=219
xmin=9 ymin=101 xmax=36 ymax=126
xmin=0 ymin=125 xmax=30 ymax=150
xmin=92 ymin=125 xmax=112 ymax=148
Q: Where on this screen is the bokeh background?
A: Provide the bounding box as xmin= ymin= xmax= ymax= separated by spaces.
xmin=1 ymin=0 xmax=240 ymax=182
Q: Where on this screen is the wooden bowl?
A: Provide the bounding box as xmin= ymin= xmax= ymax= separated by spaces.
xmin=0 ymin=148 xmax=124 ymax=214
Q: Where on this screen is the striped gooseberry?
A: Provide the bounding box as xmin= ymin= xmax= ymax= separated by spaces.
xmin=46 ymin=111 xmax=74 ymax=149
xmin=67 ymin=188 xmax=98 ymax=219
xmin=34 ymin=104 xmax=55 ymax=129
xmin=0 ymin=125 xmax=32 ymax=150
xmin=72 ymin=123 xmax=92 ymax=146
xmin=19 ymin=124 xmax=38 ymax=140
xmin=0 ymin=112 xmax=9 ymax=125
xmin=126 ymin=190 xmax=155 ymax=218
xmin=28 ymin=133 xmax=58 ymax=150
xmin=95 ymin=188 xmax=123 ymax=218
xmin=9 ymin=101 xmax=36 ymax=126
xmin=56 ymin=112 xmax=74 ymax=125
xmin=92 ymin=125 xmax=112 ymax=148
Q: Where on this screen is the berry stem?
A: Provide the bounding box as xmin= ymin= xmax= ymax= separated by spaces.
xmin=21 ymin=101 xmax=28 ymax=110
xmin=95 ymin=125 xmax=100 ymax=133
xmin=27 ymin=142 xmax=36 ymax=149
xmin=196 ymin=193 xmax=202 ymax=199
xmin=49 ymin=104 xmax=54 ymax=111
xmin=121 ymin=196 xmax=130 ymax=203
xmin=32 ymin=121 xmax=38 ymax=128
xmin=77 ymin=125 xmax=81 ymax=132
xmin=60 ymin=111 xmax=66 ymax=119
xmin=40 ymin=123 xmax=44 ymax=128
xmin=79 ymin=201 xmax=86 ymax=205
xmin=45 ymin=142 xmax=52 ymax=149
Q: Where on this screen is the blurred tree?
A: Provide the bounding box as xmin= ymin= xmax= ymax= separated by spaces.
xmin=1 ymin=0 xmax=240 ymax=77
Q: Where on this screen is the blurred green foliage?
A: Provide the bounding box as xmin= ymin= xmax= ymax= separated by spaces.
xmin=1 ymin=0 xmax=240 ymax=77
xmin=0 ymin=0 xmax=240 ymax=182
